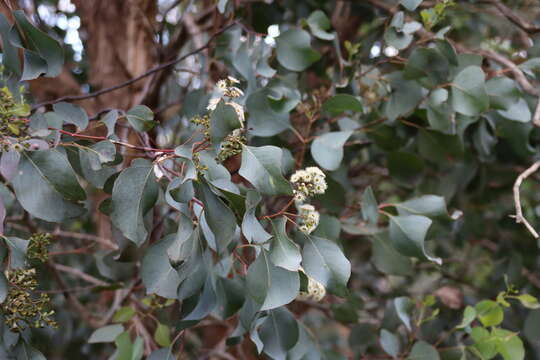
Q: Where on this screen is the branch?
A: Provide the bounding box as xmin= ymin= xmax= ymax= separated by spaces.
xmin=485 ymin=0 xmax=540 ymax=34
xmin=511 ymin=160 xmax=540 ymax=238
xmin=32 ymin=21 xmax=238 ymax=110
xmin=478 ymin=49 xmax=540 ymax=126
xmin=56 ymin=128 xmax=176 ymax=153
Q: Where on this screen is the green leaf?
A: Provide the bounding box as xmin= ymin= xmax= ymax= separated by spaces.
xmin=511 ymin=293 xmax=540 ymax=309
xmin=407 ymin=341 xmax=440 ymax=360
xmin=246 ymin=249 xmax=299 ymax=311
xmin=111 ymin=159 xmax=158 ymax=245
xmin=12 ymin=10 xmax=64 ymax=78
xmin=53 ymin=102 xmax=89 ymax=130
xmin=475 ymin=300 xmax=503 ymax=327
xmin=372 ymin=232 xmax=413 ymax=276
xmin=401 ymin=0 xmax=423 ymax=11
xmin=323 ymin=94 xmax=363 ymax=115
xmin=276 ymin=29 xmax=321 ymax=71
xmin=112 ymin=306 xmax=136 ymax=323
xmin=471 ymin=327 xmax=498 ymax=360
xmin=456 ymin=305 xmax=476 ymax=329
xmin=196 ymin=181 xmax=237 ymax=253
xmin=395 ymin=195 xmax=448 ymax=217
xmin=246 ymin=89 xmax=291 ymax=137
xmin=380 ymin=329 xmax=400 ymax=358
xmin=115 ymin=331 xmax=144 ymax=360
xmin=302 ymin=235 xmax=351 ymax=294
xmin=311 ymin=131 xmax=353 ymax=171
xmin=12 ymin=150 xmax=86 ymax=222
xmin=270 ymin=217 xmax=301 ymax=271
xmin=141 ymin=234 xmax=181 ymax=299
xmin=259 ymin=307 xmax=299 ymax=360
xmin=492 ymin=328 xmax=524 ymax=360
xmin=154 ymin=323 xmax=172 ymax=347
xmin=126 ymin=105 xmax=155 ymax=132
xmin=306 ymin=10 xmax=335 ymax=40
xmin=88 ymin=324 xmax=124 ymax=343
xmin=389 ymin=215 xmax=441 ymax=265
xmin=210 ymin=101 xmax=241 ymax=144
xmin=242 ymin=190 xmax=272 ymax=244
xmin=451 ymin=66 xmax=489 ymax=116
xmin=239 ymin=145 xmax=293 ymax=196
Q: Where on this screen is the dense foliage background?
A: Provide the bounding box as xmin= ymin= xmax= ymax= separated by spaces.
xmin=2 ymin=0 xmax=540 ymax=359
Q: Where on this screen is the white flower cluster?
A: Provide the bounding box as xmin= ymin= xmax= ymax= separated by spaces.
xmin=298 ymin=204 xmax=320 ymax=234
xmin=207 ymin=76 xmax=245 ymax=127
xmin=290 ymin=166 xmax=328 ymax=203
xmin=296 ymin=269 xmax=326 ymax=302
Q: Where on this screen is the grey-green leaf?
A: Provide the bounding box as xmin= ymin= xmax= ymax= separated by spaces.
xmin=270 ymin=217 xmax=301 ymax=271
xmin=239 ymin=145 xmax=293 ymax=196
xmin=389 ymin=215 xmax=441 ymax=265
xmin=242 ymin=190 xmax=272 ymax=244
xmin=210 ymin=101 xmax=241 ymax=144
xmin=306 ymin=10 xmax=335 ymax=41
xmin=451 ymin=66 xmax=489 ymax=116
xmin=246 ymin=250 xmax=299 ymax=311
xmin=88 ymin=324 xmax=124 ymax=344
xmin=276 ymin=29 xmax=321 ymax=71
xmin=111 ymin=159 xmax=158 ymax=245
xmin=259 ymin=307 xmax=299 ymax=360
xmin=13 ymin=10 xmax=64 ymax=78
xmin=401 ymin=0 xmax=422 ymax=11
xmin=311 ymin=131 xmax=353 ymax=171
xmin=302 ymin=235 xmax=351 ymax=294
xmin=53 ymin=102 xmax=89 ymax=130
xmin=407 ymin=341 xmax=440 ymax=360
xmin=126 ymin=105 xmax=155 ymax=132
xmin=380 ymin=329 xmax=401 ymax=358
xmin=141 ymin=234 xmax=181 ymax=299
xmin=12 ymin=150 xmax=86 ymax=222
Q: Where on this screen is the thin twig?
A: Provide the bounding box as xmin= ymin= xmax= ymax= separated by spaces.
xmin=32 ymin=22 xmax=238 ymax=110
xmin=483 ymin=0 xmax=540 ymax=34
xmin=52 ymin=263 xmax=110 ymax=286
xmin=511 ymin=160 xmax=540 ymax=238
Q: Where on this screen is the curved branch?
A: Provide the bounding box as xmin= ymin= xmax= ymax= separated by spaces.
xmin=511 ymin=160 xmax=540 ymax=239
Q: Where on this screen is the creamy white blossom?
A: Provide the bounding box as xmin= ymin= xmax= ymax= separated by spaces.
xmin=290 ymin=166 xmax=327 ymax=201
xmin=298 ymin=203 xmax=320 ymax=234
xmin=296 ymin=268 xmax=326 ymax=302
xmin=207 ymin=97 xmax=221 ymax=111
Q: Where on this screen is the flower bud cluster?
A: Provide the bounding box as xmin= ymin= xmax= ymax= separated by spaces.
xmin=0 ymin=86 xmax=30 ymax=138
xmin=290 ymin=166 xmax=327 ymax=203
xmin=27 ymin=233 xmax=52 ymax=263
xmin=216 ymin=128 xmax=246 ymax=163
xmin=2 ymin=268 xmax=57 ymax=331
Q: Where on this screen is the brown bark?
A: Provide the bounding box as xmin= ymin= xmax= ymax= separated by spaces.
xmin=72 ymin=0 xmax=158 ymax=113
